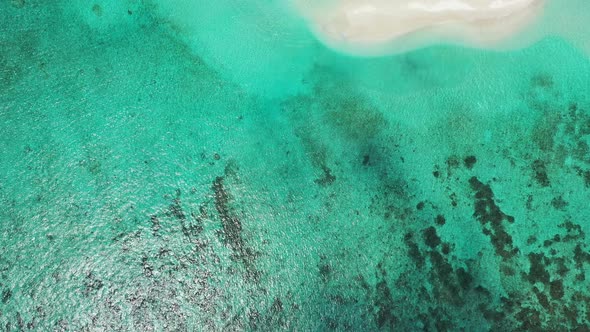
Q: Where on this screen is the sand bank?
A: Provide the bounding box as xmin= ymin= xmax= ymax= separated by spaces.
xmin=294 ymin=0 xmax=548 ymax=55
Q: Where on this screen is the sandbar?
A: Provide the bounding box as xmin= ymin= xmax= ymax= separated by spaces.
xmin=293 ymin=0 xmax=546 ymax=55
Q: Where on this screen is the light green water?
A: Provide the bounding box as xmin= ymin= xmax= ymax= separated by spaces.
xmin=1 ymin=1 xmax=590 ymax=331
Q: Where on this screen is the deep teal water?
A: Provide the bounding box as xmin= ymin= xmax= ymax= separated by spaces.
xmin=1 ymin=1 xmax=590 ymax=331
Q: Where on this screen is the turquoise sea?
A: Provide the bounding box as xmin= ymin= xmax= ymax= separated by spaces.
xmin=1 ymin=1 xmax=590 ymax=331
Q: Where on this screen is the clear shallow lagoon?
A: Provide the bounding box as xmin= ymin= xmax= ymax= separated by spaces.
xmin=1 ymin=1 xmax=590 ymax=330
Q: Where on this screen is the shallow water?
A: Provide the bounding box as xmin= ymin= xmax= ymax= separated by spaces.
xmin=1 ymin=1 xmax=590 ymax=331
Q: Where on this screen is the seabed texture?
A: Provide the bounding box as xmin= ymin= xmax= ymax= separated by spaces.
xmin=1 ymin=1 xmax=590 ymax=331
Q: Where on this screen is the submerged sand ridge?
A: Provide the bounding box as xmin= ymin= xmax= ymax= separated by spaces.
xmin=293 ymin=0 xmax=548 ymax=55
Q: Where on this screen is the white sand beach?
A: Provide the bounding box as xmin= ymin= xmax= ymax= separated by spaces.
xmin=294 ymin=0 xmax=548 ymax=55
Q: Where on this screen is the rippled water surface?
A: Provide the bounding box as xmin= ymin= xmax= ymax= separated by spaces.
xmin=1 ymin=1 xmax=590 ymax=330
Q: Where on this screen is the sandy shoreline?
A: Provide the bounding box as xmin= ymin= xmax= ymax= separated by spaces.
xmin=294 ymin=0 xmax=547 ymax=55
